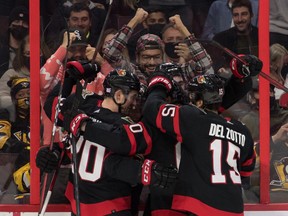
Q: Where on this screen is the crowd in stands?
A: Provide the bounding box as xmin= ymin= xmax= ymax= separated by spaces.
xmin=0 ymin=0 xmax=288 ymax=214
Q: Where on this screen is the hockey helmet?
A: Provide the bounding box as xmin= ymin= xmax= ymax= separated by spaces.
xmin=103 ymin=68 xmax=140 ymax=97
xmin=156 ymin=62 xmax=183 ymax=77
xmin=154 ymin=63 xmax=189 ymax=104
xmin=187 ymin=74 xmax=225 ymax=105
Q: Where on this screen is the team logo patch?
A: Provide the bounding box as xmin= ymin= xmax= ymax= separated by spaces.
xmin=117 ymin=69 xmax=126 ymax=76
xmin=197 ymin=75 xmax=206 ymax=84
xmin=82 ymin=89 xmax=94 ymax=99
xmin=73 ymin=29 xmax=82 ymax=41
xmin=20 ymin=82 xmax=29 ymax=88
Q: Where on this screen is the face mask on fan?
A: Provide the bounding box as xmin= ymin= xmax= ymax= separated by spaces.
xmin=147 ymin=24 xmax=165 ymax=37
xmin=10 ymin=25 xmax=28 ymax=41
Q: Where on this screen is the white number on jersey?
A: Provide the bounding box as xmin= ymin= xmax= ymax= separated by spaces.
xmin=71 ymin=136 xmax=106 ymax=182
xmin=210 ymin=139 xmax=241 ymax=184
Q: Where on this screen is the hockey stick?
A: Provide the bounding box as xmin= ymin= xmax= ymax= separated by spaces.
xmin=68 ymin=1 xmax=114 ymax=214
xmin=91 ymin=0 xmax=114 ymax=64
xmin=194 ymin=39 xmax=288 ymax=93
xmin=40 ymin=1 xmax=114 ymax=214
xmin=38 ymin=30 xmax=71 ymax=216
xmin=68 ymin=80 xmax=86 ymax=216
xmin=38 ymin=147 xmax=66 ymax=216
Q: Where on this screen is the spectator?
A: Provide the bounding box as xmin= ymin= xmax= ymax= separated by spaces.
xmin=211 ymin=0 xmax=259 ymax=120
xmin=270 ymin=122 xmax=288 ymax=203
xmin=44 ymin=2 xmax=106 ymax=52
xmin=201 ymin=0 xmax=258 ymax=40
xmin=141 ymin=8 xmax=167 ymax=37
xmin=0 ymin=32 xmax=48 ymax=122
xmin=127 ymin=8 xmax=168 ymax=62
xmin=161 ymin=20 xmax=212 ymax=74
xmin=246 ymin=119 xmax=288 ymax=203
xmin=40 ymin=29 xmax=105 ymax=146
xmin=269 ymin=0 xmax=288 ymax=49
xmin=138 ymin=0 xmax=194 ymax=31
xmin=85 ymin=27 xmax=127 ymax=94
xmin=0 ymin=77 xmax=30 ymax=198
xmin=270 ymin=43 xmax=288 ymax=101
xmin=0 ymin=6 xmax=29 ymax=78
xmin=0 ymin=35 xmax=30 ymax=121
xmin=162 ymin=23 xmax=187 ymax=62
xmin=103 ymin=8 xmax=212 ymax=86
xmin=213 ymin=0 xmax=258 ymax=71
xmin=240 ymin=84 xmax=288 ymax=142
xmin=86 ymin=28 xmax=120 ymax=77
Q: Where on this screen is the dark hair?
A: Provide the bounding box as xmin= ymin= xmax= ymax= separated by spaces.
xmin=145 ymin=7 xmax=166 ymax=16
xmin=68 ymin=2 xmax=92 ymax=19
xmin=98 ymin=28 xmax=118 ymax=51
xmin=13 ymin=35 xmax=29 ymax=71
xmin=231 ymin=0 xmax=253 ymax=16
xmin=13 ymin=35 xmax=50 ymax=71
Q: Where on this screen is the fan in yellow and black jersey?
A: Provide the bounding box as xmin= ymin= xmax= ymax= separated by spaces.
xmin=0 ymin=76 xmax=30 ymax=194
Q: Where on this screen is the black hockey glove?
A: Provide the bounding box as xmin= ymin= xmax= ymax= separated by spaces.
xmin=63 ymin=109 xmax=91 ymax=137
xmin=140 ymin=159 xmax=178 ymax=189
xmin=62 ymin=76 xmax=77 ymax=98
xmin=36 ymin=145 xmax=60 ymax=173
xmin=66 ymin=60 xmax=101 ymax=82
xmin=230 ymin=54 xmax=263 ymax=79
xmin=147 ymin=71 xmax=174 ymax=95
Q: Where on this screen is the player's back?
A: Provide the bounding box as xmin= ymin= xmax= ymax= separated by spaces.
xmin=66 ymin=100 xmax=134 ymax=215
xmin=172 ymin=105 xmax=255 ymax=215
xmin=141 ymin=117 xmax=180 ymax=214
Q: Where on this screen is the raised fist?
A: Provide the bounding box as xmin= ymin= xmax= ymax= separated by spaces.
xmin=66 ymin=60 xmax=101 ymax=82
xmin=147 ymin=71 xmax=174 ymax=94
xmin=230 ymin=54 xmax=263 ymax=79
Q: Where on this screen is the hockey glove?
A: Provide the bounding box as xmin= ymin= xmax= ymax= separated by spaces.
xmin=66 ymin=60 xmax=101 ymax=82
xmin=36 ymin=146 xmax=60 ymax=173
xmin=147 ymin=71 xmax=174 ymax=95
xmin=140 ymin=159 xmax=178 ymax=189
xmin=63 ymin=109 xmax=90 ymax=137
xmin=230 ymin=54 xmax=263 ymax=79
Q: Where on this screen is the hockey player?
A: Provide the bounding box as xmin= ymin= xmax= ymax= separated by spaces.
xmin=143 ymin=71 xmax=257 ymax=215
xmin=36 ymin=68 xmax=177 ymax=216
xmin=62 ymin=55 xmax=262 ymax=215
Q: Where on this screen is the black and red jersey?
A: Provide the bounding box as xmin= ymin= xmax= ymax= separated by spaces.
xmin=139 ymin=75 xmax=254 ymax=216
xmin=143 ymin=89 xmax=256 ymax=216
xmin=44 ymin=88 xmax=153 ymax=215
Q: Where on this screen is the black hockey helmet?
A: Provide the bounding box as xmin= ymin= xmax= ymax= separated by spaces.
xmin=156 ymin=62 xmax=183 ymax=77
xmin=103 ymin=68 xmax=141 ymax=97
xmin=187 ymin=74 xmax=225 ymax=105
xmin=154 ymin=62 xmax=190 ymax=104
